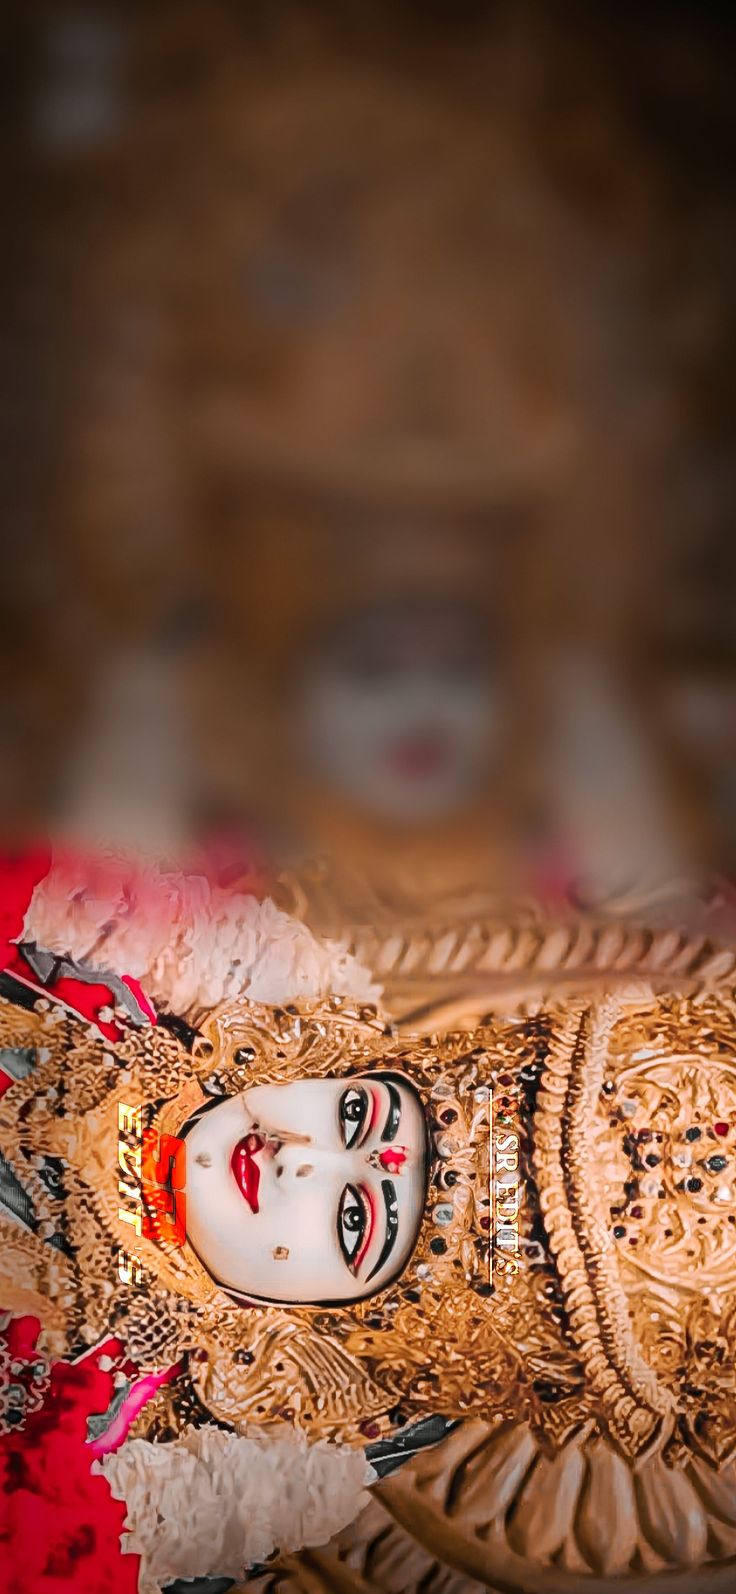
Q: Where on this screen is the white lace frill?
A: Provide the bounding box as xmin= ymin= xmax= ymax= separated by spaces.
xmin=24 ymin=856 xmax=381 ymax=1012
xmin=96 ymin=1424 xmax=376 ymax=1593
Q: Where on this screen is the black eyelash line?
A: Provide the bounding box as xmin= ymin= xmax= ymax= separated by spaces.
xmin=381 ymin=1082 xmax=402 ymax=1143
xmin=340 ymin=1085 xmax=370 ymax=1149
xmin=337 ymin=1182 xmax=366 ymax=1272
xmin=367 ymin=1180 xmax=398 ymax=1282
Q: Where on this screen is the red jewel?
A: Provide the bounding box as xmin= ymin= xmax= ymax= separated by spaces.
xmin=714 ymin=1122 xmax=730 ymax=1136
xmin=378 ymin=1147 xmax=407 ymax=1174
xmin=630 ymin=1206 xmax=644 ymax=1218
xmin=480 ymin=1217 xmax=491 ymax=1229
xmin=360 ymin=1420 xmax=380 ymax=1438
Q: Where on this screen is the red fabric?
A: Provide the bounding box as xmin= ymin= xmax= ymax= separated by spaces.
xmin=0 ymin=852 xmax=51 ymax=973
xmin=0 ymin=835 xmax=274 ymax=1039
xmin=1 ymin=952 xmax=123 ymax=1045
xmin=0 ymin=847 xmax=156 ymax=1041
xmin=119 ymin=977 xmax=156 ymax=1026
xmin=0 ymin=1318 xmax=140 ymax=1594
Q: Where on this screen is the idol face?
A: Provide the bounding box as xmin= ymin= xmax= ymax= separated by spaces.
xmin=297 ymin=598 xmax=497 ymax=825
xmin=183 ymin=1073 xmax=429 ymax=1304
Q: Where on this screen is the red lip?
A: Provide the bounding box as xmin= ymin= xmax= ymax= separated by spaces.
xmin=231 ymin=1133 xmax=265 ymax=1213
xmin=385 ymin=734 xmax=448 ymax=780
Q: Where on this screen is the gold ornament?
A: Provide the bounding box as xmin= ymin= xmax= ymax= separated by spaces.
xmin=1 ymin=985 xmax=736 ymax=1479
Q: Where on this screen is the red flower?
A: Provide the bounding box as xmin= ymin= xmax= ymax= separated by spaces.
xmin=0 ymin=851 xmax=51 ymax=972
xmin=0 ymin=1318 xmax=140 ymax=1594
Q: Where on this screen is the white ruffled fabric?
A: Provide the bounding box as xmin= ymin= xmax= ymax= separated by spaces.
xmin=96 ymin=1424 xmax=375 ymax=1593
xmin=23 ymin=855 xmax=380 ymax=1013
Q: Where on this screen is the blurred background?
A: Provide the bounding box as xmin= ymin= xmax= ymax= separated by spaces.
xmin=2 ymin=0 xmax=734 ymax=921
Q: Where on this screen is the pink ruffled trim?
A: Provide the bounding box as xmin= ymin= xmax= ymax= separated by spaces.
xmin=88 ymin=1363 xmax=182 ymax=1459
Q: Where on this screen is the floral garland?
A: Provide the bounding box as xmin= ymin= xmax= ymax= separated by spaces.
xmin=21 ymin=848 xmax=380 ymax=1017
xmin=97 ymin=1425 xmax=375 ymax=1594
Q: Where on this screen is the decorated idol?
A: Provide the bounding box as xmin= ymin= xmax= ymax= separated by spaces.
xmin=3 ymin=964 xmax=736 ymax=1590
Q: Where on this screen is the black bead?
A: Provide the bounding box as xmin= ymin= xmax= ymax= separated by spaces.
xmin=613 ymin=1225 xmax=626 ymax=1239
xmin=430 ymin=1236 xmax=447 ymax=1255
xmin=685 ymin=1127 xmax=702 ymax=1142
xmin=532 ymin=1379 xmax=562 ymax=1403
xmin=686 ymin=1176 xmax=703 ymax=1192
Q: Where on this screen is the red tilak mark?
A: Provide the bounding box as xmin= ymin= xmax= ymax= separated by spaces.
xmin=231 ymin=1133 xmax=264 ymax=1213
xmin=378 ymin=1146 xmax=407 ymax=1174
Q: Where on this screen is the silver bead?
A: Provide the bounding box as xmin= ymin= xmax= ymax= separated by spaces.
xmin=431 ymin=1081 xmax=454 ymax=1101
xmin=433 ymin=1203 xmax=454 ymax=1227
xmin=435 ymin=1135 xmax=454 ymax=1159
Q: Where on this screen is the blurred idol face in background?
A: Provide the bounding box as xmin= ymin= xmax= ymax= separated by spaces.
xmin=297 ymin=598 xmax=498 ymax=826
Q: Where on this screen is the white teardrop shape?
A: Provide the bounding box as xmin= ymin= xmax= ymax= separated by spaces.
xmin=576 ymin=1438 xmax=637 ymax=1574
xmin=507 ymin=1442 xmax=586 ymax=1560
xmin=456 ymin=1422 xmax=538 ymax=1528
xmin=409 ymin=1420 xmax=493 ymax=1509
xmin=688 ymin=1458 xmax=736 ymax=1528
xmin=635 ymin=1455 xmax=708 ymax=1565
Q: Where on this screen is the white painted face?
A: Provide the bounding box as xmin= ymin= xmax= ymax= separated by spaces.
xmin=297 ymin=599 xmax=496 ymax=824
xmin=183 ymin=1074 xmax=428 ymax=1304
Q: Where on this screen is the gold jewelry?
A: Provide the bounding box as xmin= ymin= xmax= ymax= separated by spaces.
xmin=2 ymin=987 xmax=736 ymax=1469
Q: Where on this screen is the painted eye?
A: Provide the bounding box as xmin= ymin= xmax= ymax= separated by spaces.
xmin=340 ymin=1086 xmax=368 ymax=1150
xmin=337 ymin=1183 xmax=367 ymax=1271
